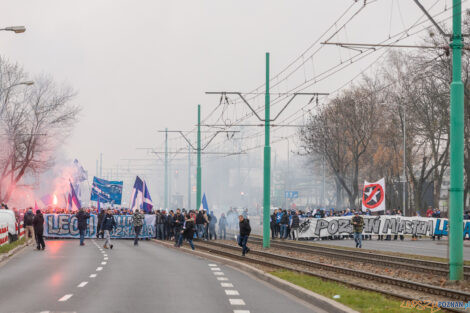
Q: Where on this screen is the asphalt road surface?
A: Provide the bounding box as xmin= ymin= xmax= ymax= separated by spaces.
xmin=0 ymin=239 xmax=324 ymax=313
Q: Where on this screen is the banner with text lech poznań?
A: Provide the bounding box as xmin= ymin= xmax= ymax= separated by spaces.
xmin=43 ymin=214 xmax=155 ymax=238
xmin=298 ymin=215 xmax=470 ymax=238
xmin=90 ymin=177 xmax=123 ymax=205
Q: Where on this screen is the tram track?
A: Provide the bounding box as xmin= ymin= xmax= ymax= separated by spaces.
xmin=192 ymin=240 xmax=470 ymax=312
xmin=243 ymin=235 xmax=470 ymax=280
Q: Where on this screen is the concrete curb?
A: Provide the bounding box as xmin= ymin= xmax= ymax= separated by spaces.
xmin=153 ymin=239 xmax=359 ymax=313
xmin=0 ymin=242 xmax=27 ymax=264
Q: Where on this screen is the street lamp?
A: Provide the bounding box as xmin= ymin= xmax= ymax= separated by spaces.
xmin=0 ymin=26 xmax=26 ymax=34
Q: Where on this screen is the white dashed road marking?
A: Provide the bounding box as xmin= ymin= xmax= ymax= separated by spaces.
xmin=77 ymin=281 xmax=88 ymax=288
xmin=101 ymin=262 xmax=107 ymax=265
xmin=213 ymin=272 xmax=224 ymax=276
xmin=210 ymin=267 xmax=221 ymax=271
xmin=221 ymin=283 xmax=234 ymax=288
xmin=208 ymin=264 xmax=217 ymax=267
xmin=217 ymin=277 xmax=229 ymax=281
xmin=233 ymin=311 xmax=250 ymax=313
xmin=89 ymin=274 xmax=97 ymax=278
xmin=58 ymin=294 xmax=73 ymax=302
xmin=104 ymin=257 xmax=108 ymax=260
xmin=229 ymin=299 xmax=246 ymax=306
xmin=96 ymin=267 xmax=103 ymax=271
xmin=225 ymin=290 xmax=240 ymax=296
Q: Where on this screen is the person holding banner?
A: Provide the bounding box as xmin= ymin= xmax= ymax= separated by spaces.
xmin=351 ymin=212 xmax=364 ymax=248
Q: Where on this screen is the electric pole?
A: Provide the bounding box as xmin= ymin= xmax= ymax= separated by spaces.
xmin=164 ymin=128 xmax=169 ymax=210
xmin=206 ymin=53 xmax=328 ymax=248
xmin=197 ymin=104 xmax=202 ymax=211
xmin=449 ymin=0 xmax=464 ymax=281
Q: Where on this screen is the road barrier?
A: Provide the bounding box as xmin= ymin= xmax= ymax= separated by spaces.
xmin=16 ymin=221 xmax=24 ymax=239
xmin=0 ymin=223 xmax=8 ymax=246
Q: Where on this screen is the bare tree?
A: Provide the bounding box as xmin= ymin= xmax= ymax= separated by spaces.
xmin=0 ymin=57 xmax=79 ymax=203
xmin=300 ymin=82 xmax=381 ymax=209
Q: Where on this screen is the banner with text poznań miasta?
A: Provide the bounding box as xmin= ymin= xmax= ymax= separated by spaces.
xmin=298 ymin=216 xmax=470 ymax=238
xmin=43 ymin=214 xmax=155 ymax=238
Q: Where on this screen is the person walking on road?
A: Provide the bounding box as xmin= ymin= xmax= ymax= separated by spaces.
xmin=76 ymin=208 xmax=90 ymax=246
xmin=352 ymin=211 xmax=364 ymax=248
xmin=97 ymin=210 xmax=105 ymax=239
xmin=132 ymin=209 xmax=145 ymax=246
xmin=173 ymin=209 xmax=184 ymax=247
xmin=101 ymin=209 xmax=116 ymax=249
xmin=238 ymin=215 xmax=251 ymax=256
xmin=23 ymin=208 xmax=35 ymax=246
xmin=177 ymin=214 xmax=195 ymax=250
xmin=33 ymin=210 xmax=45 ymax=250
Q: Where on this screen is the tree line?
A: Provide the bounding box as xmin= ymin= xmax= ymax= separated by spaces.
xmin=0 ymin=57 xmax=79 ymax=203
xmin=299 ymin=19 xmax=470 ymax=216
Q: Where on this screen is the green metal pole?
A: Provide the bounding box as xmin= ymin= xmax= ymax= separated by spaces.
xmin=188 ymin=143 xmax=191 ymax=211
xmin=263 ymin=52 xmax=271 ymax=248
xmin=197 ymin=104 xmax=202 ymax=211
xmin=449 ymin=0 xmax=464 ymax=281
xmin=164 ymin=128 xmax=168 ymax=210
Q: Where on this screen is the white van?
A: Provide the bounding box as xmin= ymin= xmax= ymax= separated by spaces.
xmin=0 ymin=210 xmax=17 ymax=241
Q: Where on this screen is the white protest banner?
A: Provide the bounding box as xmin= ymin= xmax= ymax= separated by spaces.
xmin=298 ymin=215 xmax=470 ymax=239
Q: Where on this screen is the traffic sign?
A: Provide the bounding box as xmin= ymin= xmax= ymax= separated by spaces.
xmin=285 ymin=191 xmax=298 ymax=199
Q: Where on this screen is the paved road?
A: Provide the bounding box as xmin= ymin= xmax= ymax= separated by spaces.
xmin=312 ymin=238 xmax=470 ymax=260
xmin=0 ymin=239 xmax=323 ymax=313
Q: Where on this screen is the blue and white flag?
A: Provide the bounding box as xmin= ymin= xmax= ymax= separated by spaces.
xmin=199 ymin=193 xmax=209 ymax=212
xmin=70 ymin=182 xmax=82 ymax=210
xmin=130 ymin=176 xmax=153 ymax=213
xmin=90 ymin=177 xmax=123 ymax=205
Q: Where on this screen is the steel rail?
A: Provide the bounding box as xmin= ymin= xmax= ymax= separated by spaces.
xmin=194 ymin=240 xmax=470 ymax=304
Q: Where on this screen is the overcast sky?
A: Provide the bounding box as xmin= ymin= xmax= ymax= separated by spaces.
xmin=0 ymin=0 xmax=464 ymax=190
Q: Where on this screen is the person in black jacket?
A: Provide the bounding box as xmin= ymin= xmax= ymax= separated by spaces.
xmin=196 ymin=211 xmax=205 ymax=238
xmin=238 ymin=215 xmax=251 ymax=256
xmin=24 ymin=208 xmax=35 ymax=246
xmin=270 ymin=210 xmax=277 ymax=239
xmin=101 ymin=209 xmax=116 ymax=249
xmin=173 ymin=209 xmax=184 ymax=247
xmin=33 ymin=210 xmax=45 ymax=250
xmin=290 ymin=210 xmax=300 ymax=240
xmin=177 ymin=214 xmax=195 ymax=250
xmin=96 ymin=210 xmax=105 ymax=239
xmin=280 ymin=210 xmax=289 ymax=239
xmin=76 ymin=208 xmax=90 ymax=246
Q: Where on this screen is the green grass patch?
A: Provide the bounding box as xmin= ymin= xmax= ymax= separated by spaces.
xmin=0 ymin=238 xmax=25 ymax=254
xmin=271 ymin=270 xmax=442 ymax=313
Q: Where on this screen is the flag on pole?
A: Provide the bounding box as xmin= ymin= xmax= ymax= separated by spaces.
xmin=362 ymin=178 xmax=386 ymax=212
xmin=34 ymin=201 xmax=39 ymax=212
xmin=67 ymin=193 xmax=73 ymax=210
xmin=199 ymin=193 xmax=209 ymax=212
xmin=70 ymin=182 xmax=82 ymax=210
xmin=130 ymin=176 xmax=153 ymax=213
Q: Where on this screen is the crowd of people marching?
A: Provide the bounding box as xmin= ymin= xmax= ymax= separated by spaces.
xmin=4 ymin=201 xmax=470 ymax=252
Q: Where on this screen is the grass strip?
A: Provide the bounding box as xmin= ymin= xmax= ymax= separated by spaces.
xmin=0 ymin=238 xmax=25 ymax=254
xmin=271 ymin=270 xmax=444 ymax=313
